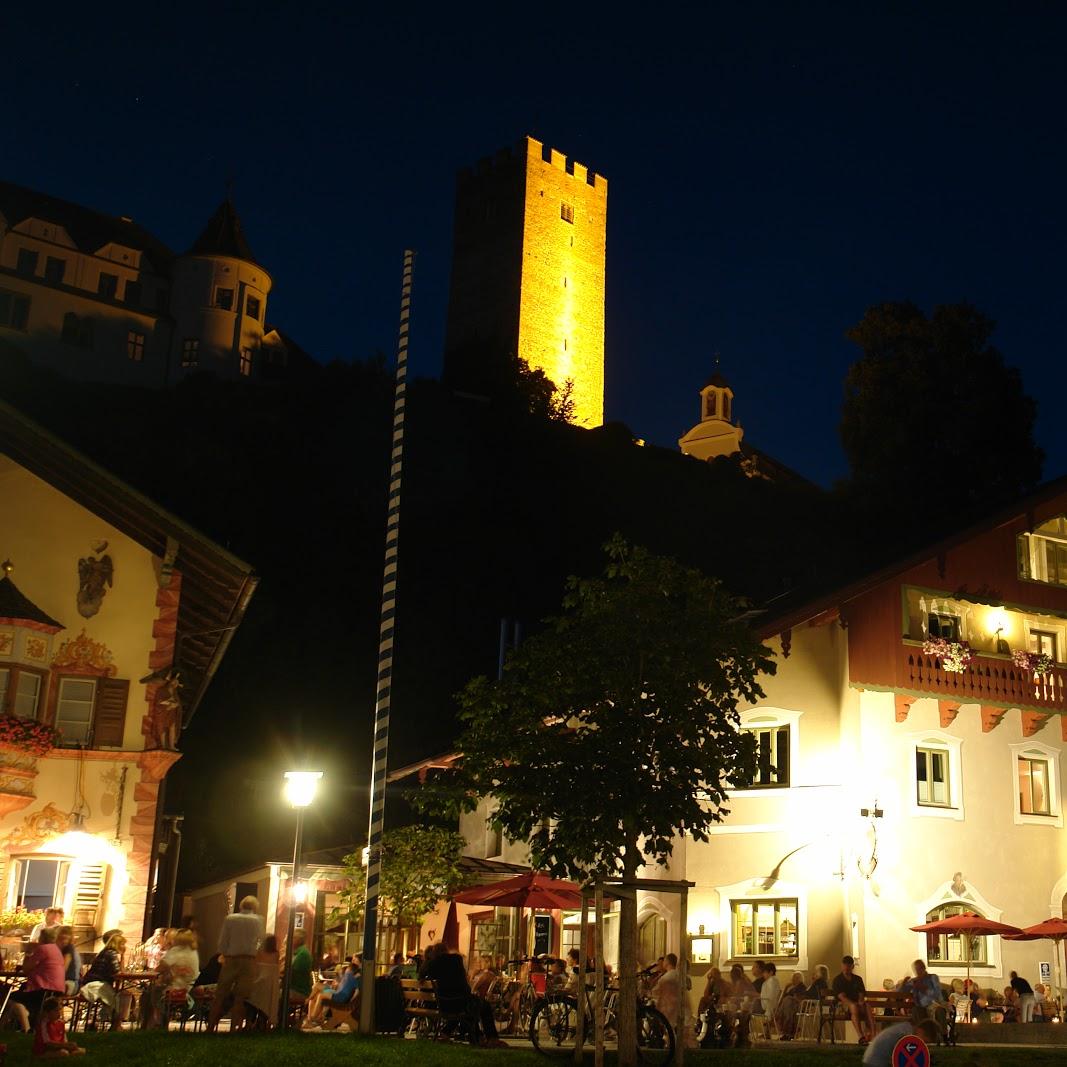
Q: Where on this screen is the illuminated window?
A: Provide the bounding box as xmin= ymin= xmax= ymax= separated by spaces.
xmin=239 ymin=348 xmax=253 ymax=377
xmin=742 ymin=723 xmax=789 ymax=787
xmin=15 ymin=249 xmax=38 ymax=277
xmin=215 ymin=287 xmax=234 ymax=310
xmin=246 ymin=294 xmax=261 ymax=320
xmin=731 ymin=899 xmax=798 ymax=958
xmin=11 ymin=858 xmax=69 ymax=912
xmin=0 ymin=290 xmax=30 ymax=332
xmin=916 ymin=747 xmax=951 ymax=807
xmin=56 ymin=678 xmax=97 ymax=745
xmin=561 ymin=202 xmax=574 ymax=224
xmin=1019 ymin=518 xmax=1067 ymax=587
xmin=44 ymin=257 xmax=66 ymax=285
xmin=0 ymin=667 xmax=43 ymax=720
xmin=924 ymin=902 xmax=987 ymax=965
xmin=181 ymin=339 xmax=199 ymax=368
xmin=98 ymin=273 xmax=118 ymax=299
xmin=1019 ymin=755 xmax=1051 ymax=815
xmin=127 ymin=331 xmax=145 ymax=362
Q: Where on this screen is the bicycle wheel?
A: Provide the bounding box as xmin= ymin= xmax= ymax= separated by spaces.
xmin=530 ymin=996 xmax=581 ymax=1056
xmin=518 ymin=984 xmax=537 ymax=1032
xmin=636 ymin=1004 xmax=676 ymax=1065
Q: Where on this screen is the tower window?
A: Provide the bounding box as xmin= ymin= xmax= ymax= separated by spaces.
xmin=0 ymin=290 xmax=30 ymax=332
xmin=561 ymin=202 xmax=574 ymax=224
xmin=98 ymin=273 xmax=118 ymax=299
xmin=181 ymin=338 xmax=199 ymax=367
xmin=127 ymin=330 xmax=145 ymax=362
xmin=44 ymin=257 xmax=66 ymax=285
xmin=246 ymin=294 xmax=261 ymax=320
xmin=16 ymin=249 xmax=38 ymax=277
xmin=239 ymin=348 xmax=253 ymax=377
xmin=215 ymin=287 xmax=234 ymax=310
xmin=723 ymin=394 xmax=732 ymax=421
xmin=705 ymin=392 xmax=718 ymax=418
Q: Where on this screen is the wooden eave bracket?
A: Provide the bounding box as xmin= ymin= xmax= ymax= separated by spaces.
xmin=981 ymin=705 xmax=1008 ymax=733
xmin=938 ymin=701 xmax=961 ymax=728
xmin=1021 ymin=711 xmax=1051 ymax=737
xmin=895 ymin=695 xmax=916 ymax=723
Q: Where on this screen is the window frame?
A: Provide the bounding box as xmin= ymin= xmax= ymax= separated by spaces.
xmin=1009 ymin=740 xmax=1062 ymax=827
xmin=1019 ymin=521 xmax=1067 ymax=587
xmin=731 ymin=709 xmax=802 ymax=796
xmin=908 ymin=730 xmax=964 ymax=821
xmin=15 ymin=248 xmax=38 ymax=277
xmin=924 ymin=901 xmax=989 ymax=967
xmin=560 ymin=202 xmax=574 ymax=224
xmin=215 ymin=287 xmax=234 ymax=311
xmin=0 ymin=289 xmax=31 ymax=332
xmin=729 ymin=897 xmax=799 ymax=960
xmin=239 ymin=348 xmax=253 ymax=377
xmin=97 ymin=272 xmax=119 ymax=299
xmin=54 ymin=676 xmax=97 ymax=746
xmin=127 ymin=330 xmax=145 ymax=362
xmin=44 ymin=257 xmax=66 ymax=285
xmin=181 ymin=338 xmax=200 ymax=368
xmin=0 ymin=665 xmax=45 ymax=721
xmin=246 ymin=294 xmax=261 ymax=320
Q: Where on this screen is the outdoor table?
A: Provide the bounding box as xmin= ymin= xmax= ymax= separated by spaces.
xmin=115 ymin=971 xmax=157 ymax=1029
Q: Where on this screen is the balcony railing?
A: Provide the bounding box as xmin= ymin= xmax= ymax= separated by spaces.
xmin=899 ymin=644 xmax=1067 ymax=712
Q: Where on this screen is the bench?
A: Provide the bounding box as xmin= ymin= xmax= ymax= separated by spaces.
xmin=399 ymin=978 xmax=439 ymax=1036
xmin=817 ymin=990 xmax=914 ymax=1043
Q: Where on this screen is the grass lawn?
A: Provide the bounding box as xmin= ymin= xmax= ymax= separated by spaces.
xmin=0 ymin=1031 xmax=1064 ymax=1066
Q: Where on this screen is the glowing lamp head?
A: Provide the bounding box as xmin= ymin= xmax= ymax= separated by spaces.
xmin=292 ymin=881 xmax=309 ymax=905
xmin=283 ymin=770 xmax=322 ymax=808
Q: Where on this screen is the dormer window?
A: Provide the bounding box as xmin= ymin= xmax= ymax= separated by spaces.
xmin=1019 ymin=517 xmax=1067 ymax=587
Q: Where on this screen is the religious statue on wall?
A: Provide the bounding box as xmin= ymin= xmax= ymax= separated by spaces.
xmin=77 ymin=540 xmax=113 ymax=619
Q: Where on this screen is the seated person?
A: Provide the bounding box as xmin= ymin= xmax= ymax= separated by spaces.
xmin=305 ymin=960 xmax=360 ymax=1027
xmin=14 ymin=928 xmax=66 ymax=1026
xmin=148 ymin=928 xmax=200 ymax=1028
xmin=901 ymin=959 xmax=947 ymax=1031
xmin=387 ymin=952 xmax=406 ymax=978
xmin=774 ymin=971 xmax=807 ymax=1039
xmin=422 ymin=943 xmax=505 ymax=1047
xmin=805 ymin=964 xmax=831 ymax=999
xmin=80 ymin=932 xmax=126 ymax=1026
xmin=724 ymin=963 xmax=757 ymax=1047
xmin=33 ymin=996 xmax=85 ymax=1058
xmin=832 ymin=955 xmax=875 ymax=1045
xmin=55 ymin=927 xmax=81 ymax=998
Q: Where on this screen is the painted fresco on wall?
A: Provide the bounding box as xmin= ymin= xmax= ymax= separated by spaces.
xmin=23 ymin=636 xmax=47 ymax=663
xmin=77 ymin=541 xmax=113 ymax=619
xmin=52 ymin=631 xmax=116 ymax=677
xmin=0 ymin=632 xmax=12 ymax=656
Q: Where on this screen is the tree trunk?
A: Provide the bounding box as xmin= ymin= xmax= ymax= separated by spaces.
xmin=616 ymin=843 xmax=640 ymax=1067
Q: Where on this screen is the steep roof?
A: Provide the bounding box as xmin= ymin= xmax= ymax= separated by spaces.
xmin=0 ymin=180 xmax=174 ymax=273
xmin=0 ymin=399 xmax=257 ymax=724
xmin=702 ymin=372 xmax=731 ymax=390
xmin=187 ymin=199 xmax=255 ymax=261
xmin=754 ymin=473 xmax=1067 ymax=638
xmin=0 ymin=573 xmax=63 ymax=631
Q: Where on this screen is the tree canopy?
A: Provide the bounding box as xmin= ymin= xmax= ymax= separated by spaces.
xmin=840 ymin=302 xmax=1043 ymax=520
xmin=420 ymin=536 xmax=775 ymax=1062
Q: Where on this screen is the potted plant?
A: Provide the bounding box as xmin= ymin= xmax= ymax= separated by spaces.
xmin=1012 ymin=649 xmax=1054 ymax=677
xmin=0 ymin=719 xmax=60 ymax=816
xmin=922 ymin=637 xmax=975 ymax=673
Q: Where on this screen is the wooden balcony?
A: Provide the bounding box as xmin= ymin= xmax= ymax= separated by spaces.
xmin=898 ymin=643 xmax=1067 ymax=713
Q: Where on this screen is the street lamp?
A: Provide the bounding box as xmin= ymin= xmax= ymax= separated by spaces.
xmin=279 ymin=770 xmax=322 ymax=1032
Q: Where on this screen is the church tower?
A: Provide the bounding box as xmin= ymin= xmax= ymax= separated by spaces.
xmin=443 ymin=136 xmax=608 ymax=428
xmin=678 ymin=371 xmax=745 ymax=461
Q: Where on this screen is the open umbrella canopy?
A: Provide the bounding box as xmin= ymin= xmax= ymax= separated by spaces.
xmin=1003 ymin=917 xmax=1067 ymax=941
xmin=910 ymin=913 xmax=1022 ymax=936
xmin=442 ymin=899 xmax=460 ymax=950
xmin=453 ymin=871 xmax=584 ymax=910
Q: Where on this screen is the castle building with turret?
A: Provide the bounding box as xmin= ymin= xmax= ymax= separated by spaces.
xmin=444 ymin=136 xmax=608 ymax=428
xmin=0 ymin=182 xmax=302 ymax=386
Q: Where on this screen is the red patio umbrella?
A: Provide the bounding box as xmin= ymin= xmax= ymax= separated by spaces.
xmin=454 ymin=872 xmax=587 ymax=962
xmin=1004 ymin=917 xmax=1067 ymax=1014
xmin=442 ymin=899 xmax=460 ymax=950
xmin=910 ymin=912 xmax=1023 ymax=984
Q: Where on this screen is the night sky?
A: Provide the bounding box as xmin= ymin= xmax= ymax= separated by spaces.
xmin=8 ymin=5 xmax=1066 ymax=485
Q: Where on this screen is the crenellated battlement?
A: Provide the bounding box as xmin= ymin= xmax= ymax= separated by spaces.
xmin=458 ymin=135 xmax=606 ymax=191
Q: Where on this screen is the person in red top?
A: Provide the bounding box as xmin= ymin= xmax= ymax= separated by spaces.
xmin=33 ymin=997 xmax=84 ymax=1057
xmin=14 ymin=928 xmax=66 ymax=1025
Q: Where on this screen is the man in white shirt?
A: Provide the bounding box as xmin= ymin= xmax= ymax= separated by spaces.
xmin=28 ymin=907 xmax=63 ymax=943
xmin=652 ymin=953 xmax=682 ymax=1023
xmin=207 ymin=895 xmax=264 ymax=1032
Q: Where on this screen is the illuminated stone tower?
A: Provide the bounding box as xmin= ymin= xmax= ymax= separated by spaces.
xmin=444 ymin=136 xmax=607 ymax=428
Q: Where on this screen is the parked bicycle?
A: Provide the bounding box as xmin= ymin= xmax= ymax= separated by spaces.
xmin=529 ymin=971 xmax=675 ymax=1064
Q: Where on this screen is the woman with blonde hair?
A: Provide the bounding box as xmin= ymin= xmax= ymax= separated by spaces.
xmin=81 ymin=932 xmax=126 ymax=1025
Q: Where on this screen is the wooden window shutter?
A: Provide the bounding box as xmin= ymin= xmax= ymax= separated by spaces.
xmin=93 ymin=678 xmax=129 ymax=748
xmin=72 ymin=863 xmax=109 ymax=942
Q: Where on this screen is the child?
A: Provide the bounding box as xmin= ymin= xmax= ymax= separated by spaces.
xmin=33 ymin=998 xmax=84 ymax=1058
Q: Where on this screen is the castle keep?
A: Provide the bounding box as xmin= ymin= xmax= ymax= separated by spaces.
xmin=444 ymin=136 xmax=607 ymax=428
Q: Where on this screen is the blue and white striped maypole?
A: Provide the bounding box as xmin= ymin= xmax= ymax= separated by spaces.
xmin=360 ymin=249 xmax=414 ymax=1033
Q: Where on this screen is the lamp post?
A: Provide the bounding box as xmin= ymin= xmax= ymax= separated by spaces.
xmin=279 ymin=770 xmax=322 ymax=1032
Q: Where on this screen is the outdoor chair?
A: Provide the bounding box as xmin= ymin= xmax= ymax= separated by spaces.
xmin=794 ymin=997 xmax=819 ymax=1040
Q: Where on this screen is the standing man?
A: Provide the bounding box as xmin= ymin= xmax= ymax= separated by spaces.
xmin=832 ymin=955 xmax=875 ymax=1045
xmin=207 ymin=895 xmax=264 ymax=1033
xmin=1010 ymin=970 xmax=1036 ymax=1023
xmin=29 ymin=908 xmax=63 ymax=943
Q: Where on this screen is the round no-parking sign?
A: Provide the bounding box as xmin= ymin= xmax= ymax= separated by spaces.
xmin=892 ymin=1035 xmax=931 ymax=1067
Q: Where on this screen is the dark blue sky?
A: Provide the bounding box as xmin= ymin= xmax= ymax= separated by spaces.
xmin=8 ymin=4 xmax=1065 ymax=484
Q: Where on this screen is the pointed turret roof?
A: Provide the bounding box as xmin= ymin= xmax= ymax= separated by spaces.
xmin=0 ymin=572 xmax=63 ymax=632
xmin=702 ymin=372 xmax=731 ymax=390
xmin=187 ymin=199 xmax=255 ymax=261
